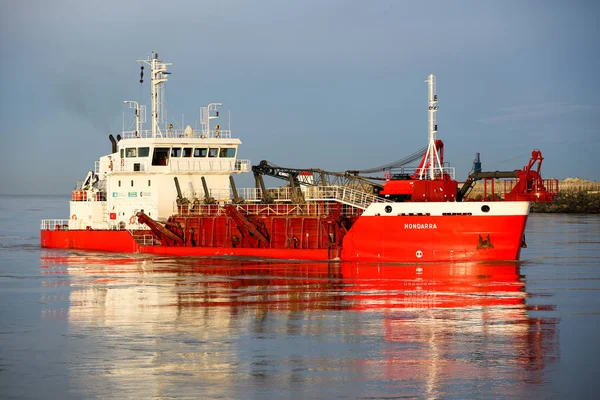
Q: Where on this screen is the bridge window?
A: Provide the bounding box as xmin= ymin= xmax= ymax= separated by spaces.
xmin=182 ymin=147 xmax=193 ymax=157
xmin=126 ymin=148 xmax=137 ymax=157
xmin=171 ymin=148 xmax=182 ymax=157
xmin=208 ymin=148 xmax=218 ymax=158
xmin=152 ymin=147 xmax=170 ymax=166
xmin=138 ymin=147 xmax=150 ymax=157
xmin=219 ymin=148 xmax=236 ymax=158
xmin=194 ymin=148 xmax=207 ymax=157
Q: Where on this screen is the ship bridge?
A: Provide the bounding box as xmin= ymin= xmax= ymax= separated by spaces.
xmin=101 ymin=137 xmax=251 ymax=176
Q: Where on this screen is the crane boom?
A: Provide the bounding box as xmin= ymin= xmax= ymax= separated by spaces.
xmin=252 ymin=160 xmax=383 ymax=194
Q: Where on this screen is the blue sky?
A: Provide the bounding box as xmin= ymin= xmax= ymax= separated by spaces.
xmin=0 ymin=0 xmax=598 ymax=195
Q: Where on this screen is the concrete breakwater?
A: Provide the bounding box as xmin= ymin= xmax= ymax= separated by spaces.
xmin=530 ymin=191 xmax=600 ymax=214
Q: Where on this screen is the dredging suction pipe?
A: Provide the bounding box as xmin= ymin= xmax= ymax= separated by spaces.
xmin=457 ymin=170 xmax=518 ymax=201
xmin=473 ymin=171 xmax=518 ymax=179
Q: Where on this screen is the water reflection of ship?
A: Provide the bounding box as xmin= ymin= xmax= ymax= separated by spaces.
xmin=40 ymin=254 xmax=559 ymax=397
xmin=45 ymin=255 xmax=528 ymax=311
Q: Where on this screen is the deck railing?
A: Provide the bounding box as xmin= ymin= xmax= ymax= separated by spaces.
xmin=40 ymin=219 xmax=70 ymax=230
xmin=174 ymin=185 xmax=390 ymax=215
xmin=238 ymin=185 xmax=389 ymax=210
xmin=114 ymin=158 xmax=251 ymax=173
xmin=121 ymin=128 xmax=232 ymax=139
xmin=169 ymin=159 xmax=251 ymax=173
xmin=131 ymin=232 xmax=161 ymax=246
xmin=176 ymin=201 xmax=364 ymax=217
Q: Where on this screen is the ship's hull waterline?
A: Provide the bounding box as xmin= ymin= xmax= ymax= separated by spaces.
xmin=41 ymin=213 xmax=528 ymax=263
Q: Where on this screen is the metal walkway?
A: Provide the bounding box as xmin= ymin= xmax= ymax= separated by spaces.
xmin=302 ymin=186 xmax=390 ymax=210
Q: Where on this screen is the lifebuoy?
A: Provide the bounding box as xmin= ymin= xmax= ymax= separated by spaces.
xmin=72 ymin=214 xmax=77 ymax=220
xmin=129 ymin=216 xmax=136 ymax=224
xmin=108 ymin=161 xmax=113 ymax=171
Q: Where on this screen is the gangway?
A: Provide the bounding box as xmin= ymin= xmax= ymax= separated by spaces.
xmin=239 ymin=185 xmax=390 ymax=211
xmin=303 ymin=186 xmax=390 ymax=210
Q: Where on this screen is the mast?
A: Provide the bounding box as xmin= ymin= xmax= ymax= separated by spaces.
xmin=201 ymin=103 xmax=223 ymax=137
xmin=419 ymin=74 xmax=444 ymax=180
xmin=138 ymin=52 xmax=172 ymax=138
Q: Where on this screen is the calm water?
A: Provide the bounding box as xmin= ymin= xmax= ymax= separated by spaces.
xmin=0 ymin=195 xmax=599 ymax=399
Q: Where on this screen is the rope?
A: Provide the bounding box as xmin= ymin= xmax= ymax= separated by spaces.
xmin=353 ymin=146 xmax=428 ymax=174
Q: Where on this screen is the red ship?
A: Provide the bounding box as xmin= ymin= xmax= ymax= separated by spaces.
xmin=41 ymin=52 xmax=557 ymax=263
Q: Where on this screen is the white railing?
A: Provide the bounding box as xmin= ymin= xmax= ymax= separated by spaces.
xmin=386 ymin=165 xmax=455 ymax=180
xmin=113 ymin=159 xmax=250 ymax=173
xmin=304 ymin=186 xmax=390 ymax=210
xmin=169 ymin=159 xmax=250 ymax=173
xmin=121 ymin=128 xmax=232 ymax=139
xmin=199 ymin=129 xmax=232 ymax=139
xmin=121 ymin=129 xmax=153 ymax=139
xmin=235 ymin=160 xmax=251 ymax=172
xmin=175 ymin=201 xmax=364 ymax=217
xmin=131 ymin=232 xmax=161 ymax=246
xmin=41 ymin=219 xmax=70 ymax=230
xmin=40 ymin=218 xmax=152 ymax=231
xmin=172 ymin=185 xmax=384 ymax=215
xmin=413 ymin=166 xmax=456 ymax=180
xmin=238 ymin=187 xmax=295 ymax=203
xmin=70 ymin=190 xmax=107 ymax=202
xmin=238 ymin=185 xmax=390 ymax=210
xmin=172 ymin=184 xmax=390 ymax=215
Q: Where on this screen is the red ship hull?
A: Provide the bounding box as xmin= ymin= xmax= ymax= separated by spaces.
xmin=41 ymin=229 xmax=140 ymax=253
xmin=341 ymin=214 xmax=528 ymax=262
xmin=40 ymin=213 xmax=528 ymax=263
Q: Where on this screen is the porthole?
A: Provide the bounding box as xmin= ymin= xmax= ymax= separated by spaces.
xmin=481 ymin=205 xmax=490 ymax=213
xmin=385 ymin=205 xmax=392 ymax=213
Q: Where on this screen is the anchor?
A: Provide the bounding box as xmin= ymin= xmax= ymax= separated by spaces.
xmin=477 ymin=234 xmax=494 ymax=249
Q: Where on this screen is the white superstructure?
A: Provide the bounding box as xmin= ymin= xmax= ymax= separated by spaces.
xmin=68 ymin=53 xmax=251 ymax=230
